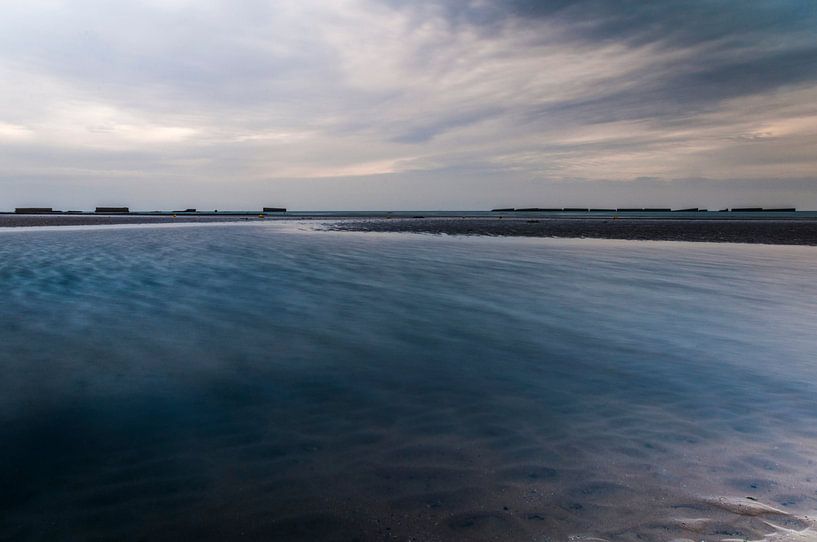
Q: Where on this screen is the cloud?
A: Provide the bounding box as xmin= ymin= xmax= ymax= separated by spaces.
xmin=0 ymin=0 xmax=816 ymax=209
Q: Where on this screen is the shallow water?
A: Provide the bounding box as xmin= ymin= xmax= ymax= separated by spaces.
xmin=1 ymin=223 xmax=816 ymax=541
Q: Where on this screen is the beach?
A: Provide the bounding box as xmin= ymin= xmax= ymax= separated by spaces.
xmin=329 ymin=216 xmax=817 ymax=245
xmin=4 ymin=1 xmax=817 ymax=539
xmin=4 ymin=213 xmax=817 ymax=245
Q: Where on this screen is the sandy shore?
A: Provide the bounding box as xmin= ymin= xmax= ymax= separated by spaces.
xmin=329 ymin=216 xmax=817 ymax=245
xmin=5 ymin=214 xmax=817 ymax=245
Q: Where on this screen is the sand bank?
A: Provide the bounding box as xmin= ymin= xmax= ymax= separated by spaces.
xmin=329 ymin=216 xmax=817 ymax=245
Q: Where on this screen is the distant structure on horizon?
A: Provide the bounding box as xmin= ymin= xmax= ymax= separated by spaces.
xmin=490 ymin=207 xmax=796 ymax=213
xmin=15 ymin=208 xmax=55 ymax=214
xmin=95 ymin=207 xmax=130 ymax=213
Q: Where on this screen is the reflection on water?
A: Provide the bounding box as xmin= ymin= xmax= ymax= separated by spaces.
xmin=1 ymin=224 xmax=816 ymax=541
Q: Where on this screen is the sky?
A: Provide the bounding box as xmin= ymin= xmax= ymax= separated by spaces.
xmin=1 ymin=0 xmax=816 ymax=210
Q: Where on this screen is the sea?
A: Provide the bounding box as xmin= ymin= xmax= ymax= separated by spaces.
xmin=1 ymin=221 xmax=816 ymax=541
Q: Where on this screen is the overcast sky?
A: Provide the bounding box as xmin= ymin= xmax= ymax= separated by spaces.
xmin=1 ymin=0 xmax=816 ymax=210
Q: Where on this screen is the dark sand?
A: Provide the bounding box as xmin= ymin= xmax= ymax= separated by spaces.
xmin=329 ymin=217 xmax=817 ymax=245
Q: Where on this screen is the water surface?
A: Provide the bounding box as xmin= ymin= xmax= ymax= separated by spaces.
xmin=1 ymin=223 xmax=816 ymax=541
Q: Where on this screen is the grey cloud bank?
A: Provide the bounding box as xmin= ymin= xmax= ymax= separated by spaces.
xmin=1 ymin=0 xmax=816 ymax=209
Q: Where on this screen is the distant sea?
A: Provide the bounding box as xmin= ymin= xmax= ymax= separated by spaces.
xmin=1 ymin=222 xmax=816 ymax=541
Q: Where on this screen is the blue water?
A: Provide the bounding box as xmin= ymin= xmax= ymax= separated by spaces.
xmin=1 ymin=223 xmax=816 ymax=541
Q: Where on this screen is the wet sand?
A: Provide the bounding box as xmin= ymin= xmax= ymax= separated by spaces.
xmin=6 ymin=387 xmax=815 ymax=541
xmin=5 ymin=214 xmax=817 ymax=246
xmin=329 ymin=217 xmax=817 ymax=245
